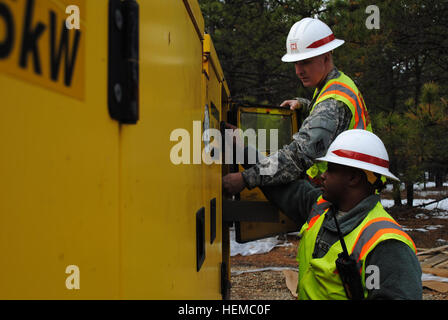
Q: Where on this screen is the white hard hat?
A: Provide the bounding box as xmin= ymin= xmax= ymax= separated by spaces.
xmin=282 ymin=18 xmax=345 ymax=62
xmin=316 ymin=129 xmax=400 ymax=181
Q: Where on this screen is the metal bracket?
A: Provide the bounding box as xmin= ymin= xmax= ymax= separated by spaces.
xmin=222 ymin=200 xmax=280 ymax=222
xmin=108 ymin=0 xmax=139 ymax=124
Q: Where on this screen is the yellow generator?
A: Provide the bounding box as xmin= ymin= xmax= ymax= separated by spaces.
xmin=0 ymin=0 xmax=302 ymax=299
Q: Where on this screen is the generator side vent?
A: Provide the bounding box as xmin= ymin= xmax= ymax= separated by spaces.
xmin=196 ymin=207 xmax=205 ymax=272
xmin=210 ymin=198 xmax=216 ymax=244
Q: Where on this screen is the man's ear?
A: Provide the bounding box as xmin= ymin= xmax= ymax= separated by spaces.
xmin=347 ymin=168 xmax=364 ymax=187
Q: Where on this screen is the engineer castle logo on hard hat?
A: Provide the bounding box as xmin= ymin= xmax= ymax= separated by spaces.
xmin=289 ymin=41 xmax=299 ymax=53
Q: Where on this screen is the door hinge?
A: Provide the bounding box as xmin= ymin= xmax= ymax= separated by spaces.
xmin=108 ymin=0 xmax=139 ymax=124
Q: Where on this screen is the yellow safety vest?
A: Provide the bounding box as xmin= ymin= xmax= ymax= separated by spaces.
xmin=296 ymin=196 xmax=417 ymax=300
xmin=306 ymin=71 xmax=372 ymax=179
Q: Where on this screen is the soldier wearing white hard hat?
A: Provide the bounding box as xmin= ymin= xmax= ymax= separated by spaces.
xmin=316 ymin=129 xmax=399 ymax=182
xmin=223 ymin=17 xmax=373 ymax=196
xmin=258 ymin=130 xmax=422 ymax=300
xmin=282 ymin=17 xmax=345 ymax=62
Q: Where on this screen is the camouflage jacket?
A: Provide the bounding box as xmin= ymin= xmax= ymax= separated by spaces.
xmin=242 ymin=67 xmax=353 ymax=189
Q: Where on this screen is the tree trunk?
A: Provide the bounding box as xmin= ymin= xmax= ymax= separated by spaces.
xmin=393 ymin=181 xmax=402 ymax=207
xmin=414 ymin=56 xmax=422 ymax=109
xmin=406 ymin=182 xmax=414 ymax=207
xmin=435 ymin=170 xmax=444 ymax=188
xmin=423 ymin=172 xmax=427 ymax=191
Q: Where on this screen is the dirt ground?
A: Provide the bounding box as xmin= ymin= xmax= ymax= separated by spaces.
xmin=230 ymin=186 xmax=448 ymax=300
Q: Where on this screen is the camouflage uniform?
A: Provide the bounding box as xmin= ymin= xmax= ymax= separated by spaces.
xmin=241 ymin=68 xmax=353 ymax=189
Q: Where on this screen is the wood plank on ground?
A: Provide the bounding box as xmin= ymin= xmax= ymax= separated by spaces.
xmin=417 ymin=245 xmax=448 ymax=256
xmin=422 ymin=281 xmax=448 ymax=293
xmin=422 ymin=268 xmax=448 ymax=278
xmin=421 ymin=253 xmax=448 ymax=268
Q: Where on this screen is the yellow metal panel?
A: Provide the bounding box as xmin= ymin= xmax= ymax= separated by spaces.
xmin=202 ymin=34 xmax=223 ymax=296
xmin=0 ymin=0 xmax=225 ymax=299
xmin=183 ymin=0 xmax=205 ymax=39
xmin=203 ymin=34 xmax=225 ymax=83
xmin=120 ymin=0 xmax=221 ymax=299
xmin=0 ymin=0 xmax=119 ymax=299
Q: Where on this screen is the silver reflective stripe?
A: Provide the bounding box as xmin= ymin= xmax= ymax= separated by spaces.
xmin=350 ymin=220 xmax=403 ymax=265
xmin=307 ymin=200 xmax=331 ymax=223
xmin=319 ymin=83 xmax=365 ymax=129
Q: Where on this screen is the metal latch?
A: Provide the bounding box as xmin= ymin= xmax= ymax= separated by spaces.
xmin=108 ymin=0 xmax=139 ymax=124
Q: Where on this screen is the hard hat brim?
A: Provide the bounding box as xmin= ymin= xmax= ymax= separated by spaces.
xmin=281 ymin=39 xmax=345 ymax=62
xmin=315 ymin=153 xmax=400 ymax=182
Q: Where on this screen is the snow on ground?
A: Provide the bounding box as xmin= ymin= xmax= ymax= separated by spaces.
xmin=230 ymin=228 xmax=291 ymax=257
xmin=381 ymin=198 xmax=434 ymax=208
xmin=415 ymin=182 xmax=448 ymax=190
xmin=381 ymin=198 xmax=448 ymax=210
xmin=418 ymin=190 xmax=447 ymax=197
xmin=402 ymin=224 xmax=444 ymax=232
xmin=381 ymin=181 xmax=448 ymax=218
xmin=422 ymin=273 xmax=448 ymax=283
xmin=380 ymin=198 xmax=448 ymax=219
xmin=384 ymin=182 xmax=448 ymax=192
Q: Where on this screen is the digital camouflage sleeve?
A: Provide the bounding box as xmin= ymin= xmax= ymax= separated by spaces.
xmin=241 ymin=98 xmax=353 ymax=189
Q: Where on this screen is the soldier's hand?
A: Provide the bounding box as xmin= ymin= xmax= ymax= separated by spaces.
xmin=280 ymin=99 xmax=302 ymax=110
xmin=223 ymin=172 xmax=246 ymax=195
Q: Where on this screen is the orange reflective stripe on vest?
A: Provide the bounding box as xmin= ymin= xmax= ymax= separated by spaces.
xmin=359 ymin=92 xmax=371 ymax=128
xmin=350 ymin=217 xmax=417 ymax=266
xmin=306 ymin=197 xmax=330 ymax=230
xmin=317 ymin=197 xmax=327 ymax=205
xmin=318 ymin=81 xmax=366 ymax=129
